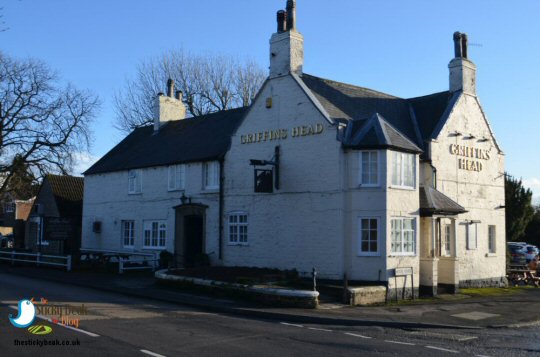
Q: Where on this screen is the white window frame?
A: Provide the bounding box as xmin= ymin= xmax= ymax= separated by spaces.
xmin=390 ymin=217 xmax=416 ymax=256
xmin=228 ymin=212 xmax=248 ymax=245
xmin=466 ymin=222 xmax=478 ymax=250
xmin=4 ymin=202 xmax=15 ymax=213
xmin=128 ymin=169 xmax=142 ymax=194
xmin=359 ymin=151 xmax=380 ymax=187
xmin=32 ymin=216 xmax=48 ymax=246
xmin=203 ymin=161 xmax=220 ymax=190
xmin=442 ymin=224 xmax=451 ymax=257
xmin=143 ymin=220 xmax=167 ymax=249
xmin=168 ymin=164 xmax=186 ymax=191
xmin=391 ymin=151 xmax=416 ymax=189
xmin=358 ymin=217 xmax=380 ymax=256
xmin=122 ymin=220 xmax=135 ymax=248
xmin=488 ymin=225 xmax=496 ymax=254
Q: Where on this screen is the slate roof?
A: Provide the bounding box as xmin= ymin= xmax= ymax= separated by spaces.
xmin=46 ymin=175 xmax=84 ymax=217
xmin=419 ymin=186 xmax=467 ymax=216
xmin=342 ymin=113 xmax=422 ymax=153
xmin=299 ymin=73 xmax=453 ymax=154
xmin=85 ymin=107 xmax=248 ymax=175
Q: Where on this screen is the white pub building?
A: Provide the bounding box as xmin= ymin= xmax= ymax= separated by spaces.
xmin=82 ymin=1 xmax=506 ymax=298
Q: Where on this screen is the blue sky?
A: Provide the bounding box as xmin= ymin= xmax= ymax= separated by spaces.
xmin=2 ymin=0 xmax=540 ymax=200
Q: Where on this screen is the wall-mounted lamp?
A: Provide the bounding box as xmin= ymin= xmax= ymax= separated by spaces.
xmin=180 ymin=193 xmax=189 ymax=205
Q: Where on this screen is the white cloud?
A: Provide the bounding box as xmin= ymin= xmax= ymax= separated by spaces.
xmin=523 ymin=177 xmax=540 ymax=205
xmin=71 ymin=152 xmax=99 ymax=176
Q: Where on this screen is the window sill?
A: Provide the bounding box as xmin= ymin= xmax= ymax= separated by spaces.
xmin=228 ymin=242 xmax=249 ymax=246
xmin=357 ymin=184 xmax=381 ymax=188
xmin=38 ymin=242 xmax=50 ymax=246
xmin=128 ymin=192 xmax=142 ymax=195
xmin=357 ymin=253 xmax=380 ymax=257
xmin=389 ymin=253 xmax=416 ymax=257
xmin=142 ymin=246 xmax=166 ymax=250
xmin=389 ymin=185 xmax=416 ymax=191
xmin=201 ymin=188 xmax=219 ymax=194
xmin=168 ymin=188 xmax=185 ymax=192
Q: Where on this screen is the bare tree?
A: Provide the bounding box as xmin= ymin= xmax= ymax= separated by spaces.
xmin=114 ymin=50 xmax=266 ymax=133
xmin=0 ymin=52 xmax=99 ymax=194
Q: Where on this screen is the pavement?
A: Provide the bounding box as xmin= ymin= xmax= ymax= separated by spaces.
xmin=2 ymin=264 xmax=540 ymax=330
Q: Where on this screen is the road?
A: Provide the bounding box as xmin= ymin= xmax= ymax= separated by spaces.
xmin=0 ymin=272 xmax=539 ymax=356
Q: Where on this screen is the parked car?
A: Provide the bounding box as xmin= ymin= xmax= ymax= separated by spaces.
xmin=0 ymin=233 xmax=14 ymax=249
xmin=525 ymin=245 xmax=539 ymax=263
xmin=508 ymin=243 xmax=527 ymax=265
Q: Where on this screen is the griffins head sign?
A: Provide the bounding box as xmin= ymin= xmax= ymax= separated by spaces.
xmin=449 ymin=144 xmax=491 ymax=172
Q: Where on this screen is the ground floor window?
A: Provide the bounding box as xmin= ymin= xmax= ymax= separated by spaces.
xmin=228 ymin=213 xmax=247 ymax=245
xmin=391 ymin=218 xmax=416 ymax=255
xmin=358 ymin=217 xmax=379 ymax=255
xmin=466 ymin=222 xmax=478 ymax=250
xmin=488 ymin=225 xmax=496 ymax=254
xmin=442 ymin=224 xmax=451 ymax=256
xmin=122 ymin=220 xmax=135 ymax=247
xmin=143 ymin=220 xmax=166 ymax=248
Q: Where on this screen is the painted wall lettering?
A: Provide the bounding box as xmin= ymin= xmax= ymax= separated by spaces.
xmin=240 ymin=123 xmax=324 ymax=144
xmin=449 ymin=144 xmax=490 ymax=172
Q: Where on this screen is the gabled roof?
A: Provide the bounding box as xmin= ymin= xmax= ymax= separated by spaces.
xmin=419 ymin=186 xmax=467 ymax=216
xmin=45 ymin=175 xmax=84 ymax=217
xmin=85 ymin=107 xmax=248 ymax=175
xmin=343 ymin=113 xmax=422 ymax=153
xmin=299 ymin=73 xmax=455 ymax=154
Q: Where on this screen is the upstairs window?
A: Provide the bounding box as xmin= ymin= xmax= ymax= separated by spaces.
xmin=359 ymin=151 xmax=379 ymax=186
xmin=128 ymin=169 xmax=142 ymax=194
xmin=204 ymin=162 xmax=220 ymax=190
xmin=4 ymin=202 xmax=15 ymax=213
xmin=391 ymin=152 xmax=415 ymax=188
xmin=168 ymin=164 xmax=186 ymax=191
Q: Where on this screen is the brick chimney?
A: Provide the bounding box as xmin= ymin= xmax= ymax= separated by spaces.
xmin=449 ymin=32 xmax=476 ymax=95
xmin=153 ymin=78 xmax=186 ymax=132
xmin=269 ymin=0 xmax=304 ymax=78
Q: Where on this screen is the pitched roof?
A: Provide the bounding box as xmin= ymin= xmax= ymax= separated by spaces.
xmin=299 ymin=73 xmax=453 ymax=154
xmin=419 ymin=186 xmax=467 ymax=216
xmin=45 ymin=175 xmax=84 ymax=217
xmin=343 ymin=113 xmax=422 ymax=153
xmin=85 ymin=107 xmax=248 ymax=175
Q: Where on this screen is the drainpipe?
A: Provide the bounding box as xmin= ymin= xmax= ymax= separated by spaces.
xmin=218 ymin=158 xmax=224 ymax=260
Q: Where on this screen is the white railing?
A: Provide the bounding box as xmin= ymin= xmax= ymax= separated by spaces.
xmin=0 ymin=251 xmax=71 ymax=271
xmin=80 ymin=248 xmax=158 ymax=274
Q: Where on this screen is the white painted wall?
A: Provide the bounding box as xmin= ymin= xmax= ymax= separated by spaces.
xmin=430 ymin=93 xmax=506 ymax=285
xmin=82 ymin=162 xmax=221 ymax=261
xmin=223 ymin=75 xmax=345 ymax=279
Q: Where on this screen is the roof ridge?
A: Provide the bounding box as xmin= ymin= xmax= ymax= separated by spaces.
xmin=302 ymin=73 xmax=403 ymax=100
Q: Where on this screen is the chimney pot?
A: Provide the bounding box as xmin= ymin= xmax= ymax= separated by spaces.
xmin=453 ymin=31 xmax=462 ymax=58
xmin=461 ymin=33 xmax=468 ymax=59
xmin=277 ymin=10 xmax=287 ymax=33
xmin=166 ymin=78 xmax=174 ymax=97
xmin=286 ymin=0 xmax=296 ymax=31
xmin=175 ymin=90 xmax=183 ymax=101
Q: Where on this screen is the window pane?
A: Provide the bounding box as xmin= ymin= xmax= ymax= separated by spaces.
xmin=369 ymin=241 xmax=377 ymax=252
xmin=361 ymin=242 xmax=369 ymax=251
xmin=370 ymin=219 xmax=377 ymax=230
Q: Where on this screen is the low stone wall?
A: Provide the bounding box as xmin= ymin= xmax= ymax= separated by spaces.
xmin=459 ymin=276 xmax=508 ymax=288
xmin=155 ymin=269 xmax=319 ymax=308
xmin=346 ymin=286 xmax=386 ymax=306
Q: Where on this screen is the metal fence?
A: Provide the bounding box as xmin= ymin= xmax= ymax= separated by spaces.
xmin=0 ymin=251 xmax=71 ymax=271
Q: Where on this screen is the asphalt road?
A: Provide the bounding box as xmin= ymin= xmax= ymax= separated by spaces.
xmin=0 ymin=272 xmax=539 ymax=356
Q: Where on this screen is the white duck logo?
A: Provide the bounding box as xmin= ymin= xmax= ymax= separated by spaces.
xmin=9 ymin=299 xmax=36 ymax=328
